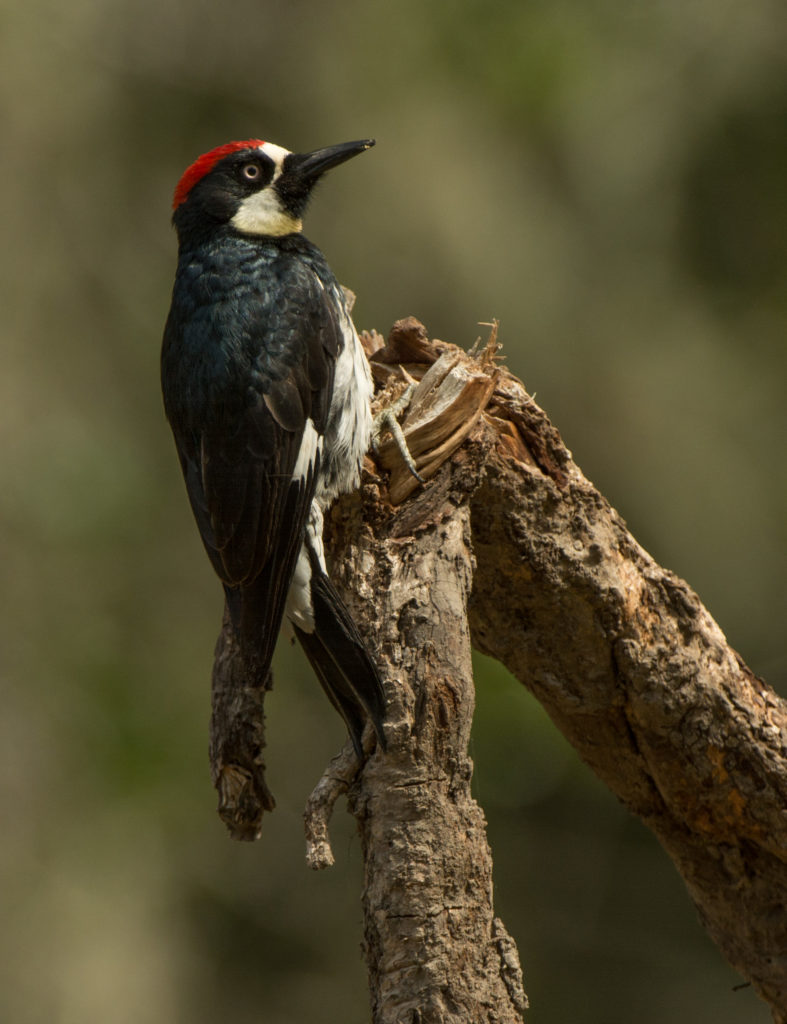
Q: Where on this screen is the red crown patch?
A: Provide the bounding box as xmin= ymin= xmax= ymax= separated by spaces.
xmin=173 ymin=139 xmax=266 ymax=210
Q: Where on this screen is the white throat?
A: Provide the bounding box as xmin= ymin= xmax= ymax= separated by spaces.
xmin=231 ymin=190 xmax=302 ymax=237
xmin=231 ymin=141 xmax=302 ymax=237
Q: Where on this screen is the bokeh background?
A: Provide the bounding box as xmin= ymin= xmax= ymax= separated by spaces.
xmin=2 ymin=1 xmax=785 ymax=1021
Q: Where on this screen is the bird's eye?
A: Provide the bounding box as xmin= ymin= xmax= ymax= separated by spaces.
xmin=241 ymin=163 xmax=261 ymax=181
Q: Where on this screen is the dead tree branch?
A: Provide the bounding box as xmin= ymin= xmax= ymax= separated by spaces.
xmin=208 ymin=315 xmax=787 ymax=1022
xmin=325 ymin=318 xmax=787 ymax=1023
xmin=328 ymin=462 xmax=528 ymax=1023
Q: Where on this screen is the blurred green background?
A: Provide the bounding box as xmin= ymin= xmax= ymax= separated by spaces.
xmin=2 ymin=0 xmax=785 ymax=1021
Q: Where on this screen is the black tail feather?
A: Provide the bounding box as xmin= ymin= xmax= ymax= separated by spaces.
xmin=294 ymin=545 xmax=387 ymax=754
xmin=294 ymin=625 xmax=368 ymax=756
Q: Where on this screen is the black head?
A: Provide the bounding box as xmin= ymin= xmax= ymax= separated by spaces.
xmin=171 ymin=138 xmax=375 ymax=242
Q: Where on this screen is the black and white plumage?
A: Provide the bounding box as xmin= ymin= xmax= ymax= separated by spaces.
xmin=161 ymin=137 xmax=386 ymax=755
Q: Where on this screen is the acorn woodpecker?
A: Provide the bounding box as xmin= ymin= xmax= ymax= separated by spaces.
xmin=161 ymin=137 xmax=386 ymax=755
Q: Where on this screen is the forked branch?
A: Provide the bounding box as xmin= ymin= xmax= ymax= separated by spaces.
xmin=322 ymin=317 xmax=787 ymax=1024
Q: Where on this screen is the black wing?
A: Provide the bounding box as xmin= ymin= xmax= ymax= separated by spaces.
xmin=163 ymin=260 xmax=342 ymax=671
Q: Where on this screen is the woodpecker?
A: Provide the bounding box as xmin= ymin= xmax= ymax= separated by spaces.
xmin=161 ymin=137 xmax=386 ymax=756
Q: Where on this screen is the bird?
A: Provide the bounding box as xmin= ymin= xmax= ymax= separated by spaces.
xmin=161 ymin=137 xmax=387 ymax=757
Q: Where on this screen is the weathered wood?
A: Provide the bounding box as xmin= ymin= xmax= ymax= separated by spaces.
xmin=209 ymin=606 xmax=275 ymax=841
xmin=209 ymin=313 xmax=787 ymax=1021
xmin=466 ymin=367 xmax=787 ymax=1021
xmin=327 ymin=469 xmax=527 ymax=1023
xmin=326 ymin=318 xmax=787 ymax=1022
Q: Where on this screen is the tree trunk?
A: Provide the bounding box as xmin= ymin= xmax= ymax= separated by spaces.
xmin=212 ymin=316 xmax=787 ymax=1023
xmin=326 ymin=319 xmax=787 ymax=1023
xmin=328 ymin=489 xmax=527 ymax=1023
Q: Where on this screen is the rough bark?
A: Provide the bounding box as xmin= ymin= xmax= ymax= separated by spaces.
xmin=464 ymin=366 xmax=787 ymax=1021
xmin=209 ymin=606 xmax=276 ymax=841
xmin=323 ymin=319 xmax=787 ymax=1023
xmin=327 ymin=485 xmax=527 ymax=1023
xmin=209 ymin=316 xmax=787 ymax=1022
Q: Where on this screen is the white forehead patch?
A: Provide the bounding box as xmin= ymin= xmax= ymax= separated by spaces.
xmin=231 ymin=142 xmax=301 ymax=237
xmin=259 ymin=142 xmax=291 ymax=178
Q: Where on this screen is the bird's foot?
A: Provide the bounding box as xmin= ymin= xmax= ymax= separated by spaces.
xmin=371 ymin=381 xmax=424 ymax=484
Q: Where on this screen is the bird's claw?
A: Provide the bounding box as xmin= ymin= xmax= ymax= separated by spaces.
xmin=371 ymin=382 xmax=424 ymax=484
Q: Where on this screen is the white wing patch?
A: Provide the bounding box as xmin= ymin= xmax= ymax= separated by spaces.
xmin=317 ymin=297 xmax=373 ymax=502
xmin=293 ymin=418 xmax=322 ymax=481
xmin=285 ymin=541 xmax=315 ymax=632
xmin=284 ymin=504 xmax=326 ymax=634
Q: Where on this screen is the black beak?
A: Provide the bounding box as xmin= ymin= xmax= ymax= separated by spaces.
xmin=277 ymin=139 xmax=375 ymax=217
xmin=289 ymin=139 xmax=375 ymax=184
